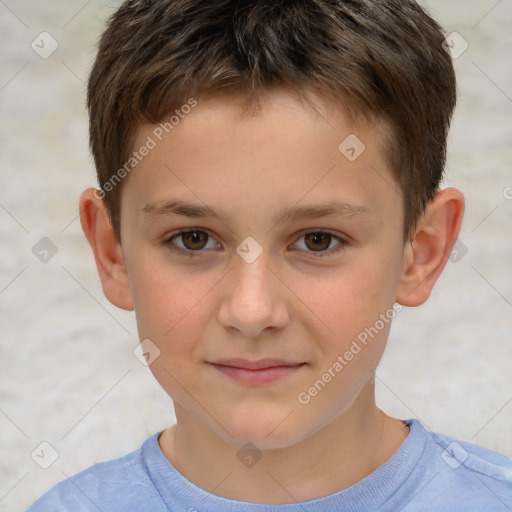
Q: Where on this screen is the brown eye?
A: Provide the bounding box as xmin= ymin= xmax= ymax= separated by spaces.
xmin=294 ymin=230 xmax=347 ymax=258
xmin=179 ymin=230 xmax=209 ymax=250
xmin=165 ymin=229 xmax=220 ymax=256
xmin=303 ymin=232 xmax=332 ymax=252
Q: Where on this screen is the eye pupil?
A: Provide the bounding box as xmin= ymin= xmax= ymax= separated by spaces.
xmin=183 ymin=231 xmax=207 ymax=250
xmin=305 ymin=232 xmax=331 ymax=251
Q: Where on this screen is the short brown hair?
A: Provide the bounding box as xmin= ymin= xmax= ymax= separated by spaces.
xmin=87 ymin=0 xmax=456 ymax=243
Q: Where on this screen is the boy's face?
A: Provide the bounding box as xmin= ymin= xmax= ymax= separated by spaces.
xmin=119 ymin=87 xmax=408 ymax=449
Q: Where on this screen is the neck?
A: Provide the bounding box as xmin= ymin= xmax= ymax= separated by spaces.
xmin=158 ymin=384 xmax=409 ymax=505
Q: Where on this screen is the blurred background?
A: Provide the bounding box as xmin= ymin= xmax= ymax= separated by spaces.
xmin=0 ymin=0 xmax=511 ymax=510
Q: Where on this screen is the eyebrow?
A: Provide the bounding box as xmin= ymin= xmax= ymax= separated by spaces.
xmin=142 ymin=199 xmax=371 ymax=226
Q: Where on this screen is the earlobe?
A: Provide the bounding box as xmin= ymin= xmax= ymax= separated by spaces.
xmin=79 ymin=188 xmax=134 ymax=311
xmin=396 ymin=188 xmax=465 ymax=307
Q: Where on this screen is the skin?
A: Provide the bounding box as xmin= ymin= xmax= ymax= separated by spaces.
xmin=80 ymin=86 xmax=464 ymax=504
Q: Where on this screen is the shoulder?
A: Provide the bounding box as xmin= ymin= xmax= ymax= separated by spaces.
xmin=406 ymin=419 xmax=512 ymax=510
xmin=26 ymin=433 xmax=167 ymax=512
xmin=428 ymin=424 xmax=512 ymax=478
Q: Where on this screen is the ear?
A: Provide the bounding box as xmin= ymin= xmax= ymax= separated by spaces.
xmin=396 ymin=188 xmax=465 ymax=307
xmin=79 ymin=188 xmax=134 ymax=311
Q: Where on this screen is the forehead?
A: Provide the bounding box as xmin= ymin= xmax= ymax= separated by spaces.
xmin=121 ymin=87 xmax=399 ymax=230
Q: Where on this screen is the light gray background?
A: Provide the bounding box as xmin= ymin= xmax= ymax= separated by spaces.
xmin=1 ymin=1 xmax=511 ymax=510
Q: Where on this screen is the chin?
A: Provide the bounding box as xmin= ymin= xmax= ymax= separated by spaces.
xmin=218 ymin=407 xmax=313 ymax=451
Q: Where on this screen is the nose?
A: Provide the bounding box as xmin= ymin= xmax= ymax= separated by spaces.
xmin=217 ymin=250 xmax=290 ymax=339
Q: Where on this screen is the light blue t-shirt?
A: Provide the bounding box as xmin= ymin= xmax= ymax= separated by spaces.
xmin=27 ymin=419 xmax=512 ymax=511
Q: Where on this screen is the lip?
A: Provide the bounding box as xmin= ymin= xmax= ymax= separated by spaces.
xmin=211 ymin=358 xmax=304 ymax=370
xmin=207 ymin=358 xmax=306 ymax=385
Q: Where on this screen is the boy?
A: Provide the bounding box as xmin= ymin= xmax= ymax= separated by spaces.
xmin=28 ymin=0 xmax=512 ymax=510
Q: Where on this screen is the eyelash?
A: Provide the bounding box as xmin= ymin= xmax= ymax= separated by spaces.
xmin=163 ymin=229 xmax=348 ymax=259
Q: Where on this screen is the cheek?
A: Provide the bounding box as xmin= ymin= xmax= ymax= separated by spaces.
xmin=130 ymin=267 xmax=214 ymax=398
xmin=294 ymin=256 xmax=399 ymax=341
xmin=295 ymin=265 xmax=396 ymax=413
xmin=128 ymin=257 xmax=215 ymax=343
